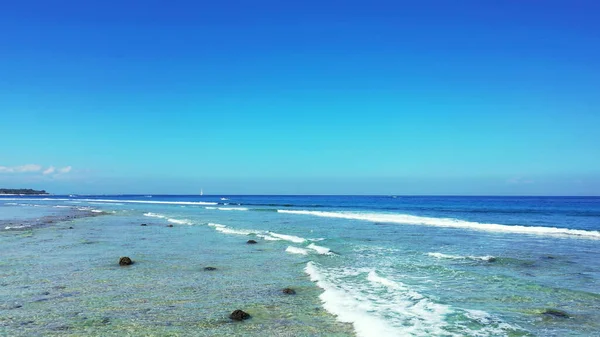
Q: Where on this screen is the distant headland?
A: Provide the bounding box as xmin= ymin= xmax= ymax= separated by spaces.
xmin=0 ymin=188 xmax=49 ymax=195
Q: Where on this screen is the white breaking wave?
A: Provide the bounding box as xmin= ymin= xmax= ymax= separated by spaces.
xmin=305 ymin=262 xmax=411 ymax=337
xmin=278 ymin=210 xmax=600 ymax=239
xmin=205 ymin=224 xmax=315 ymax=244
xmin=267 ymin=232 xmax=306 ymax=243
xmin=307 ymin=243 xmax=334 ymax=255
xmin=167 ymin=218 xmax=193 ymax=225
xmin=76 ymin=198 xmax=218 ymax=206
xmin=88 ymin=202 xmax=124 ymax=206
xmin=207 ymin=223 xmax=256 ymax=235
xmin=217 ymin=207 xmax=249 ymax=211
xmin=4 ymin=225 xmax=32 ymax=230
xmin=144 ymin=212 xmax=167 ymax=219
xmin=427 ymin=252 xmax=496 ymax=262
xmin=53 ymin=205 xmax=71 ymax=208
xmin=256 ymin=234 xmax=283 ymax=241
xmin=305 ymin=262 xmax=521 ymax=337
xmin=286 ymin=246 xmax=310 ymax=255
xmin=143 ymin=212 xmax=192 ymax=225
xmin=205 ymin=206 xmax=249 ymax=211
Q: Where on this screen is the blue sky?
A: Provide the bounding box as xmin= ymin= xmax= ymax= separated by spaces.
xmin=1 ymin=0 xmax=599 ymax=195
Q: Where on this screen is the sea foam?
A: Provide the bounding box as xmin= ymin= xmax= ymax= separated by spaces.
xmin=427 ymin=252 xmax=496 ymax=262
xmin=207 ymin=223 xmax=256 ymax=235
xmin=286 ymin=246 xmax=310 ymax=255
xmin=167 ymin=218 xmax=193 ymax=225
xmin=78 ymin=198 xmax=218 ymax=206
xmin=267 ymin=232 xmax=306 ymax=243
xmin=144 ymin=212 xmax=167 ymax=219
xmin=305 ymin=262 xmax=519 ymax=337
xmin=279 ymin=210 xmax=600 ymax=239
xmin=217 ymin=207 xmax=248 ymax=211
xmin=307 ymin=243 xmax=334 ymax=255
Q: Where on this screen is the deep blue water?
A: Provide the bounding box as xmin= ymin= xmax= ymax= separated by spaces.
xmin=1 ymin=195 xmax=599 ymax=336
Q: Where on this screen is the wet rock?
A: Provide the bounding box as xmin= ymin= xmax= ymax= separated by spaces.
xmin=543 ymin=309 xmax=570 ymax=318
xmin=229 ymin=309 xmax=250 ymax=321
xmin=167 ymin=224 xmax=174 ymax=227
xmin=204 ymin=267 xmax=217 ymax=271
xmin=247 ymin=240 xmax=258 ymax=244
xmin=487 ymin=257 xmax=497 ymax=262
xmin=119 ymin=257 xmax=133 ymax=266
xmin=282 ymin=288 xmax=296 ymax=295
xmin=140 ymin=223 xmax=147 ymax=226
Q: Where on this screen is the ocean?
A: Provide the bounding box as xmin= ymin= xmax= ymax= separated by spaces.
xmin=1 ymin=195 xmax=599 ymax=336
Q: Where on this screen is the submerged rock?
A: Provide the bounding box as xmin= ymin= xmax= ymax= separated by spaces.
xmin=229 ymin=309 xmax=250 ymax=321
xmin=282 ymin=288 xmax=296 ymax=295
xmin=204 ymin=267 xmax=217 ymax=271
xmin=543 ymin=309 xmax=570 ymax=318
xmin=140 ymin=223 xmax=147 ymax=226
xmin=68 ymin=227 xmax=74 ymax=229
xmin=247 ymin=240 xmax=258 ymax=244
xmin=167 ymin=224 xmax=174 ymax=227
xmin=119 ymin=257 xmax=133 ymax=266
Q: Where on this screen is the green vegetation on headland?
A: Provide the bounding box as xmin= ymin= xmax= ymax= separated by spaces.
xmin=0 ymin=188 xmax=48 ymax=195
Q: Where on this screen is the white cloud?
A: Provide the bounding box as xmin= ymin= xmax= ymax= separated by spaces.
xmin=0 ymin=164 xmax=73 ymax=177
xmin=58 ymin=166 xmax=72 ymax=174
xmin=43 ymin=166 xmax=56 ymax=175
xmin=0 ymin=164 xmax=42 ymax=173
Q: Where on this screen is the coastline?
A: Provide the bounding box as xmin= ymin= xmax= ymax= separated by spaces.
xmin=1 ymin=205 xmax=108 ymax=231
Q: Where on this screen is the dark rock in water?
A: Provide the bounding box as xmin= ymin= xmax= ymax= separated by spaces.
xmin=68 ymin=227 xmax=74 ymax=229
xmin=101 ymin=317 xmax=110 ymax=324
xmin=140 ymin=223 xmax=147 ymax=226
xmin=229 ymin=309 xmax=250 ymax=321
xmin=543 ymin=309 xmax=570 ymax=318
xmin=543 ymin=255 xmax=556 ymax=260
xmin=204 ymin=267 xmax=217 ymax=271
xmin=487 ymin=257 xmax=497 ymax=262
xmin=247 ymin=240 xmax=258 ymax=244
xmin=282 ymin=288 xmax=296 ymax=295
xmin=167 ymin=224 xmax=174 ymax=227
xmin=119 ymin=257 xmax=133 ymax=266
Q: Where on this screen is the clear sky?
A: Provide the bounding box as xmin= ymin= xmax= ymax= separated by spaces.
xmin=1 ymin=0 xmax=599 ymax=195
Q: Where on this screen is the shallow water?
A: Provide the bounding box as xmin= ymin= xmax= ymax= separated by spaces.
xmin=1 ymin=196 xmax=599 ymax=336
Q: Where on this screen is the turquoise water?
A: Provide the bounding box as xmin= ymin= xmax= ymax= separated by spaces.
xmin=1 ymin=196 xmax=599 ymax=336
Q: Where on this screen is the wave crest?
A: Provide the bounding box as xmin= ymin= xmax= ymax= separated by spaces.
xmin=278 ymin=210 xmax=600 ymax=239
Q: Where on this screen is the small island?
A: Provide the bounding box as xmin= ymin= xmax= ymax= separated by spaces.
xmin=0 ymin=188 xmax=49 ymax=195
